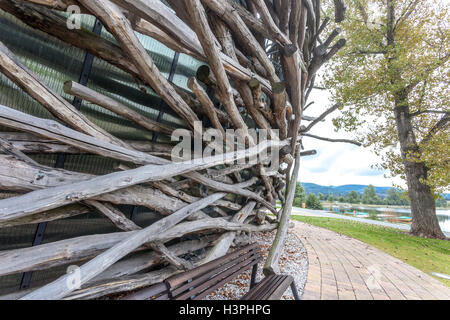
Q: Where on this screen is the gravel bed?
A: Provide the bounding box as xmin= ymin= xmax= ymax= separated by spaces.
xmin=205 ymin=229 xmax=308 ymax=300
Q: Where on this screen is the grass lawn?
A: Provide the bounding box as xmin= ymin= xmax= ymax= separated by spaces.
xmin=291 ymin=215 xmax=450 ymax=286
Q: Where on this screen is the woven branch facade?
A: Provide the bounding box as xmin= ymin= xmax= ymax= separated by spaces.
xmin=0 ymin=0 xmax=347 ymax=299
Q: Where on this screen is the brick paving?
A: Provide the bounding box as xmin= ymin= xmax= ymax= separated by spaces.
xmin=292 ymin=221 xmax=450 ymax=300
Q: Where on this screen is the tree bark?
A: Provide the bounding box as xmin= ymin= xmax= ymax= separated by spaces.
xmin=394 ymin=101 xmax=445 ymax=239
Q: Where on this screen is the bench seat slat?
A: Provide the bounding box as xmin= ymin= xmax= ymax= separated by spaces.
xmin=175 ymin=257 xmax=258 ymax=300
xmin=266 ymin=276 xmax=294 ymax=300
xmin=242 ymin=274 xmax=293 ymax=300
xmin=120 ymin=243 xmax=298 ymax=301
xmin=258 ymin=275 xmax=285 ymax=300
xmin=261 ymin=276 xmax=290 ymax=300
xmin=192 ymin=258 xmax=259 ymax=300
xmin=246 ymin=275 xmax=280 ymax=300
xmin=169 ymin=250 xmax=260 ymax=298
xmin=241 ymin=274 xmax=276 ymax=300
xmin=166 ymin=243 xmax=258 ymax=288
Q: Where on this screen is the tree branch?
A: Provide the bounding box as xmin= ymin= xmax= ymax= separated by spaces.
xmin=410 ymin=110 xmax=449 ymax=117
xmin=301 ymin=103 xmax=342 ymax=132
xmin=421 ymin=114 xmax=450 ymax=144
xmin=302 ymin=133 xmax=362 ymax=146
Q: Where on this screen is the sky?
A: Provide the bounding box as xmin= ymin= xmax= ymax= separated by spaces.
xmin=298 ymin=88 xmax=406 ymax=188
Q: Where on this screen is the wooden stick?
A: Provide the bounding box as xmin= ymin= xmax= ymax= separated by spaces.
xmin=248 ymin=78 xmax=277 ymax=128
xmin=185 ymin=0 xmax=251 ymax=141
xmin=21 ymin=209 xmax=276 ymax=299
xmin=308 ymin=38 xmax=346 ymax=82
xmin=63 ymin=81 xmax=175 ymax=136
xmin=272 ymin=82 xmax=289 ymax=139
xmin=20 ymin=193 xmax=225 ymax=299
xmin=90 ymin=236 xmax=218 ymax=283
xmin=14 ymin=0 xmax=272 ymax=94
xmin=66 ymin=267 xmax=179 ymax=300
xmin=289 ymin=0 xmax=302 ymax=45
xmin=110 ymin=0 xmax=204 ymax=57
xmin=0 ymin=132 xmax=174 ymax=155
xmin=0 ymin=136 xmax=140 ymax=231
xmin=150 ymin=242 xmax=194 ymax=271
xmin=84 ymin=200 xmax=141 ymax=232
xmin=1 ymin=218 xmax=245 ymax=278
xmin=251 ymin=0 xmax=290 ymax=46
xmin=224 ymin=0 xmax=280 ymax=45
xmin=0 ymin=41 xmax=128 ymax=148
xmin=235 ymin=80 xmax=278 ymax=140
xmin=0 ymin=117 xmax=285 ymax=222
xmin=0 ymin=105 xmax=276 ymax=210
xmin=275 ymin=0 xmax=291 ymax=36
xmin=187 ymin=77 xmax=225 ymax=137
xmin=203 ymin=200 xmax=258 ymax=262
xmin=150 ymin=180 xmax=241 ymax=212
xmin=202 ymin=0 xmax=280 ymax=83
xmin=0 ymin=155 xmax=193 ymax=216
xmin=209 ymin=12 xmax=239 ymax=62
xmin=2 ymin=267 xmax=179 ymax=300
xmin=78 ymin=0 xmax=200 ymax=129
xmin=114 ymin=0 xmax=272 ymax=92
xmin=263 ymin=148 xmax=301 ymax=275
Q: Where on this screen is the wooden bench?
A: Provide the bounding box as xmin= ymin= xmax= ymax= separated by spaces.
xmin=122 ymin=243 xmax=300 ymax=300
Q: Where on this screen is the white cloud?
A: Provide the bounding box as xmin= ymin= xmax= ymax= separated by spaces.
xmin=298 ymin=88 xmax=406 ymax=188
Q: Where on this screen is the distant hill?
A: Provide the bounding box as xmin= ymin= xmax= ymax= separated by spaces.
xmin=301 ymin=182 xmax=450 ymax=200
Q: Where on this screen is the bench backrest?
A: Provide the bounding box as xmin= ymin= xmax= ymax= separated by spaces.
xmin=166 ymin=243 xmax=260 ymax=300
xmin=125 ymin=243 xmax=260 ymax=300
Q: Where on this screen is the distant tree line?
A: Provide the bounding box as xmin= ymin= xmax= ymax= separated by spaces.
xmin=294 ymin=184 xmax=447 ymax=210
xmin=293 ymin=183 xmax=323 ymax=210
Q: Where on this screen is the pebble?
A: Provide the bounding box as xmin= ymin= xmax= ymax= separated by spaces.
xmin=205 ymin=229 xmax=308 ymax=300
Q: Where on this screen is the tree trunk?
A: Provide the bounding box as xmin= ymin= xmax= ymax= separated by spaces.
xmin=387 ymin=1 xmax=444 ymax=240
xmin=393 ymin=102 xmax=445 ymax=239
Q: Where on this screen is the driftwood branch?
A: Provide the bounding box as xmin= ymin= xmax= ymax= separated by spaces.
xmin=0 ymin=0 xmax=347 ymax=299
xmin=63 ymin=81 xmax=175 ymax=136
xmin=264 ymin=148 xmax=301 ymax=274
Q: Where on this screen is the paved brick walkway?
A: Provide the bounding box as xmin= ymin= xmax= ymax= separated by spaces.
xmin=292 ymin=221 xmax=450 ymax=300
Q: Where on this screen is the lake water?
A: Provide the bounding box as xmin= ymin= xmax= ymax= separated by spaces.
xmin=328 ymin=205 xmax=450 ymax=233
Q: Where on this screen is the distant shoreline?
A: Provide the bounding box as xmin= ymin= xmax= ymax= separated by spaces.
xmin=322 ymin=202 xmax=449 ymax=211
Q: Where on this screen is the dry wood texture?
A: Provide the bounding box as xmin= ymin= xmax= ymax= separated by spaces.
xmin=0 ymin=0 xmax=348 ymax=299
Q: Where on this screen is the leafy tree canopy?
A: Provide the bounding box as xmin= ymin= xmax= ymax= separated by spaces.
xmin=346 ymin=190 xmax=361 ymax=204
xmin=293 ymin=182 xmax=306 ymax=207
xmin=322 ymin=0 xmax=450 ymax=194
xmin=362 ymin=185 xmax=383 ymax=204
xmin=306 ymin=193 xmax=324 ymax=210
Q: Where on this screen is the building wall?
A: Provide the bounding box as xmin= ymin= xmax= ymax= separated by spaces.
xmin=0 ymin=7 xmax=204 ymax=295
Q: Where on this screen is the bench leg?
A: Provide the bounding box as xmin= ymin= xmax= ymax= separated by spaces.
xmin=249 ymin=264 xmax=258 ymax=289
xmin=290 ymin=282 xmax=301 ymax=300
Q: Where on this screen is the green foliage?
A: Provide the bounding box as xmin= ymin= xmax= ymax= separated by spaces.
xmin=361 ymin=185 xmax=383 ymax=204
xmin=436 ymin=198 xmax=448 ymax=208
xmin=322 ymin=0 xmax=450 ymax=194
xmin=328 ymin=195 xmax=334 ymax=202
xmin=306 ymin=193 xmax=324 ymax=210
xmin=384 ymin=187 xmax=410 ymax=205
xmin=293 ymin=182 xmax=306 ymax=207
xmin=346 ymin=190 xmax=361 ymax=204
